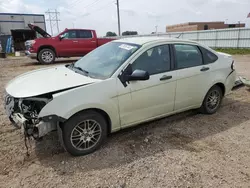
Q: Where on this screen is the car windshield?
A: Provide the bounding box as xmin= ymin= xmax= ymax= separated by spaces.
xmin=72 ymin=42 xmax=141 ymax=79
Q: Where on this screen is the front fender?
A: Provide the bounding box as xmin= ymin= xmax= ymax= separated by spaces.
xmin=39 ymin=79 xmax=121 ymax=132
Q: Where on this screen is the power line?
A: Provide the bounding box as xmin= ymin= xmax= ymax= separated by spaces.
xmin=70 ymin=0 xmax=101 ymax=10
xmin=78 ymin=0 xmax=115 ymax=18
xmin=74 ymin=0 xmax=124 ymax=35
xmin=45 ymin=9 xmax=60 ymax=35
xmin=71 ymin=0 xmax=82 ymax=5
xmin=68 ymin=0 xmax=101 ymax=10
xmin=67 ymin=0 xmax=83 ymax=9
xmin=81 ymin=0 xmax=103 ymax=9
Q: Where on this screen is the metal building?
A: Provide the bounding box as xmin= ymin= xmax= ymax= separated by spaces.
xmin=0 ymin=13 xmax=46 ymax=52
xmin=0 ymin=13 xmax=46 ymax=35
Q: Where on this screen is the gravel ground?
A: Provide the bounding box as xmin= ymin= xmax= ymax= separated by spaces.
xmin=0 ymin=56 xmax=250 ymax=188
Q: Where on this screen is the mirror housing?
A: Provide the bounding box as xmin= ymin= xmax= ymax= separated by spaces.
xmin=128 ymin=69 xmax=149 ymax=81
xmin=59 ymin=35 xmax=64 ymax=41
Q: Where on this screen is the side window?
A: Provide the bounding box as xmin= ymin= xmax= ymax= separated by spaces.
xmin=174 ymin=44 xmax=203 ymax=69
xmin=132 ymin=45 xmax=171 ymax=75
xmin=78 ymin=30 xmax=93 ymax=39
xmin=62 ymin=30 xmax=77 ymax=39
xmin=199 ymin=46 xmax=218 ymax=64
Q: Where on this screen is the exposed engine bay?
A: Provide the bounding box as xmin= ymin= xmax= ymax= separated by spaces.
xmin=4 ymin=93 xmax=57 ymax=139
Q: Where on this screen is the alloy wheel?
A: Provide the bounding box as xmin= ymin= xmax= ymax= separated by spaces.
xmin=70 ymin=120 xmax=102 ymax=151
xmin=41 ymin=51 xmax=53 ymax=63
xmin=206 ymin=90 xmax=221 ymax=111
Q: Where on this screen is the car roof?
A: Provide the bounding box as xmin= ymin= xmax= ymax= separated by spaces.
xmin=112 ymin=36 xmax=199 ymax=46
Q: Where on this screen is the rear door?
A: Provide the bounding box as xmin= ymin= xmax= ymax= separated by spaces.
xmin=57 ymin=30 xmax=79 ymax=57
xmin=76 ymin=30 xmax=97 ymax=56
xmin=173 ymin=43 xmax=213 ymax=111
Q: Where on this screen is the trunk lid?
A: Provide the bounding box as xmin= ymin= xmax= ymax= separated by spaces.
xmin=28 ymin=23 xmax=51 ymax=38
xmin=217 ymin=51 xmax=232 ymax=58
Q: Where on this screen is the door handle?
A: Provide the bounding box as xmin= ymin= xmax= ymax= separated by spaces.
xmin=200 ymin=67 xmax=209 ymax=72
xmin=73 ymin=41 xmax=79 ymax=43
xmin=160 ymin=75 xmax=172 ymax=81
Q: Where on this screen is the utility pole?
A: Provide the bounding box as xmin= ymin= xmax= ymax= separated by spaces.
xmin=116 ymin=0 xmax=121 ymax=36
xmin=45 ymin=9 xmax=60 ymax=35
xmin=55 ymin=9 xmax=60 ymax=33
xmin=48 ymin=11 xmax=53 ymax=35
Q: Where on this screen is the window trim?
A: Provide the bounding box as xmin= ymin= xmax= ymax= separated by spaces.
xmin=130 ymin=44 xmax=173 ymax=76
xmin=77 ymin=30 xmax=93 ymax=39
xmin=198 ymin=46 xmax=218 ymax=64
xmin=61 ymin=30 xmax=78 ymax=40
xmin=171 ymin=43 xmax=205 ymax=70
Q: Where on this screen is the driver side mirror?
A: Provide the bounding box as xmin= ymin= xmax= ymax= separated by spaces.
xmin=127 ymin=69 xmax=150 ymax=81
xmin=59 ymin=35 xmax=65 ymax=41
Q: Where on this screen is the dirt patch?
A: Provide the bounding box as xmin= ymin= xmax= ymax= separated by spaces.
xmin=0 ymin=56 xmax=250 ymax=187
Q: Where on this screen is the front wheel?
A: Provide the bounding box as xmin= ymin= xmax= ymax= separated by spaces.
xmin=62 ymin=111 xmax=107 ymax=156
xmin=200 ymin=85 xmax=223 ymax=114
xmin=38 ymin=49 xmax=55 ymax=64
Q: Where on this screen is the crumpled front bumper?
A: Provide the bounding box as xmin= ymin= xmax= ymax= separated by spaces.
xmin=4 ymin=94 xmax=57 ymax=138
xmin=9 ymin=112 xmax=57 ymax=138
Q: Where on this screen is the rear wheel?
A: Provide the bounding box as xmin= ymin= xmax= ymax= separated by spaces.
xmin=200 ymin=85 xmax=223 ymax=114
xmin=38 ymin=48 xmax=55 ymax=64
xmin=62 ymin=111 xmax=107 ymax=156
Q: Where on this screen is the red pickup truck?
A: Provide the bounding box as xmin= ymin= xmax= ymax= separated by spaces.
xmin=25 ymin=24 xmax=114 ymax=64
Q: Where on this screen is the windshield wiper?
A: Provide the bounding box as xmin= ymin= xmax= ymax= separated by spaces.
xmin=74 ymin=66 xmax=89 ymax=75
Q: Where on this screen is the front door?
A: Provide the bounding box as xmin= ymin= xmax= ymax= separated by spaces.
xmin=117 ymin=44 xmax=177 ymax=127
xmin=57 ymin=30 xmax=79 ymax=57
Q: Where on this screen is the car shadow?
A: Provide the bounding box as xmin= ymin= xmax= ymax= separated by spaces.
xmin=34 ymin=95 xmax=250 ymax=175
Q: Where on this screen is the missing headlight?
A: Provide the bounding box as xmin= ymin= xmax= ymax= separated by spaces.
xmin=19 ymin=97 xmax=51 ymax=120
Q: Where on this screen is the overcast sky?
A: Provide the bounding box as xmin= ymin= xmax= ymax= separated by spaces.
xmin=0 ymin=0 xmax=250 ymax=36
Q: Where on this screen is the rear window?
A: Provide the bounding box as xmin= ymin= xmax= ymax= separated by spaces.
xmin=199 ymin=47 xmax=218 ymax=64
xmin=174 ymin=44 xmax=203 ymax=69
xmin=78 ymin=30 xmax=93 ymax=39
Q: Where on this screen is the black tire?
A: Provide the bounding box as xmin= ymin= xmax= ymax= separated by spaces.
xmin=200 ymin=85 xmax=223 ymax=114
xmin=62 ymin=111 xmax=107 ymax=156
xmin=38 ymin=48 xmax=55 ymax=64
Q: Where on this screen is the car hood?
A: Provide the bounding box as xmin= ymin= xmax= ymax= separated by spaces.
xmin=6 ymin=65 xmax=100 ymax=98
xmin=28 ymin=23 xmax=51 ymax=38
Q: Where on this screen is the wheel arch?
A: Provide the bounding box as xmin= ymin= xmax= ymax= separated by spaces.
xmin=205 ymin=82 xmax=226 ymax=98
xmin=200 ymin=82 xmax=226 ymax=107
xmin=214 ymin=82 xmax=225 ymax=96
xmin=65 ymin=108 xmax=112 ymax=134
xmin=38 ymin=45 xmax=57 ymax=57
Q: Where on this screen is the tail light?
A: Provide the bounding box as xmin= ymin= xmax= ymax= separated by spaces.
xmin=231 ymin=60 xmax=235 ymax=71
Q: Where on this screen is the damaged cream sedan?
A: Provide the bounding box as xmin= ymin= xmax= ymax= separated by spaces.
xmin=4 ymin=37 xmax=236 ymax=156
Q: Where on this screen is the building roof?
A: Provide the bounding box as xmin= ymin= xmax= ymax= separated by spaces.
xmin=0 ymin=13 xmax=44 ymax=17
xmin=114 ymin=36 xmax=197 ymax=45
xmin=166 ymin=21 xmax=225 ymax=28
